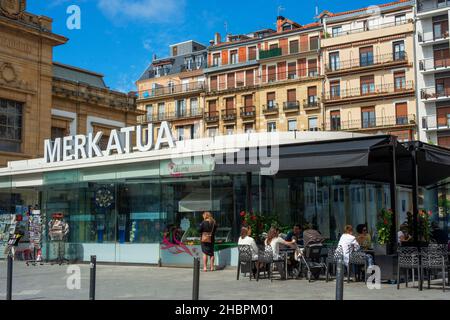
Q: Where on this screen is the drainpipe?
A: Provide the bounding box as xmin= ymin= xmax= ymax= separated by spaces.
xmin=413 ymin=1 xmax=420 ymax=142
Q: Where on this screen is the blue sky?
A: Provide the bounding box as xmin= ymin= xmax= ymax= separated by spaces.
xmin=28 ymin=0 xmax=391 ymax=92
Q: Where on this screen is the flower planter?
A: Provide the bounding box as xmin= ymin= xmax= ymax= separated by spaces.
xmin=374 ymin=244 xmax=388 ymax=256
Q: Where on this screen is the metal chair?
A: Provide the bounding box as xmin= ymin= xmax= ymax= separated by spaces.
xmin=256 ymin=245 xmax=274 ymax=282
xmin=348 ymin=250 xmax=368 ymax=283
xmin=325 ymin=245 xmax=338 ymax=282
xmin=236 ymin=245 xmax=254 ymax=281
xmin=421 ymin=245 xmax=447 ymax=292
xmin=397 ymin=247 xmax=420 ymax=290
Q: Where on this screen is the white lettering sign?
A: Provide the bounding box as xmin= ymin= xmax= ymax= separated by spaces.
xmin=44 ymin=122 xmax=175 ymax=163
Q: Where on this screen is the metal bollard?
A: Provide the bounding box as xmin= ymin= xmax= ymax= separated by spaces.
xmin=89 ymin=255 xmax=96 ymax=301
xmin=192 ymin=257 xmax=200 ymax=300
xmin=335 ymin=256 xmax=344 ymax=301
xmin=6 ymin=254 xmax=13 ymax=300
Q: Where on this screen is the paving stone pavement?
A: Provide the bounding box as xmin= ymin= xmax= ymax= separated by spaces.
xmin=0 ymin=260 xmax=449 ymax=300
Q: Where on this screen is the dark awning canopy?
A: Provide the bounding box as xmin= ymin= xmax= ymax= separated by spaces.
xmin=214 ymin=135 xmax=450 ymax=187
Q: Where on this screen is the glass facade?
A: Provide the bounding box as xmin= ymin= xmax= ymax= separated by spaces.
xmin=0 ymin=160 xmax=448 ymax=265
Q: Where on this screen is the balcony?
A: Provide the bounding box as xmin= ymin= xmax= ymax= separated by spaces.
xmin=421 ymin=87 xmax=450 ymax=103
xmin=262 ymin=103 xmax=279 ymax=115
xmin=325 ymin=114 xmax=416 ymax=131
xmin=139 ymin=82 xmax=206 ymax=100
xmin=418 ymin=30 xmax=450 ymax=46
xmin=324 ymin=20 xmax=410 ymax=39
xmin=419 ymin=57 xmax=450 ymax=74
xmin=303 ymin=98 xmax=320 ymax=110
xmin=259 ymin=48 xmax=282 ymax=60
xmin=240 ymin=106 xmax=256 ymax=119
xmin=422 ymin=115 xmax=450 ymax=131
xmin=324 ymin=81 xmax=415 ymax=105
xmin=137 ymin=108 xmax=203 ymax=123
xmin=283 ymin=101 xmax=300 ymax=112
xmin=417 ymin=0 xmax=450 ymax=15
xmin=204 ymin=111 xmax=219 ymax=123
xmin=326 ymin=52 xmax=408 ymax=75
xmin=221 ymin=109 xmax=237 ymax=121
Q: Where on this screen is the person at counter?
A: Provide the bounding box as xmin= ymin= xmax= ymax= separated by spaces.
xmin=285 ymin=224 xmax=304 ymax=246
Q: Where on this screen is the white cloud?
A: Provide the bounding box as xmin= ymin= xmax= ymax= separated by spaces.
xmin=98 ymin=0 xmax=185 ymax=23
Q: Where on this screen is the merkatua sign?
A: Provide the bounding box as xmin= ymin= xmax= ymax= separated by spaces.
xmin=44 ymin=121 xmax=175 ymax=163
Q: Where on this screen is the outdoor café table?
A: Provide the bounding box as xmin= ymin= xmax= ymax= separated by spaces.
xmin=279 ymin=247 xmax=297 ymax=279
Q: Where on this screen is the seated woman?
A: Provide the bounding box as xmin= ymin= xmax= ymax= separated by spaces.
xmin=338 ymin=225 xmax=374 ymax=268
xmin=238 ymin=226 xmax=259 ymax=261
xmin=398 ymin=224 xmax=412 ymax=246
xmin=265 ymin=227 xmax=296 ymax=279
xmin=356 ymin=224 xmax=372 ymax=250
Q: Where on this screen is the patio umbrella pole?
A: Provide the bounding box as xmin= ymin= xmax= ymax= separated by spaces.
xmin=411 ymin=143 xmax=422 ymax=291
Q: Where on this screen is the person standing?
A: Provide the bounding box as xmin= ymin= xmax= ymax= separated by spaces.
xmin=199 ymin=212 xmax=217 ymax=272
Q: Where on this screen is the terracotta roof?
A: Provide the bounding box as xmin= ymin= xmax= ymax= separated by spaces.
xmin=320 ymin=0 xmax=411 ymax=18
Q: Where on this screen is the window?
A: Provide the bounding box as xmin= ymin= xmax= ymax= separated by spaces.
xmin=213 ymin=53 xmax=221 ymax=66
xmin=158 ymin=103 xmax=165 ymax=120
xmin=361 ymin=107 xmax=376 ymax=128
xmin=245 ymin=70 xmax=254 ymax=86
xmin=330 ymin=80 xmax=341 ymax=99
xmin=267 ymin=92 xmax=276 ymax=109
xmin=288 ymin=62 xmax=297 ymax=79
xmin=437 ymin=106 xmax=450 ymax=127
xmin=309 ymin=36 xmax=319 ymax=50
xmin=332 ymin=26 xmax=343 ymax=37
xmin=146 ymin=104 xmax=153 ymax=121
xmin=288 ymin=119 xmax=297 ymax=131
xmin=190 ymin=98 xmax=199 ymax=116
xmin=435 ymin=78 xmax=450 ymax=96
xmin=226 ymin=126 xmax=234 ymax=135
xmin=172 ymin=46 xmax=178 ymax=56
xmin=393 ymin=41 xmax=405 ymax=61
xmin=195 ymin=56 xmax=203 ymax=69
xmin=396 ymin=102 xmax=408 ymax=125
xmin=394 ymin=71 xmax=406 ymax=91
xmin=433 ymin=15 xmax=449 ymax=39
xmin=395 ymin=14 xmax=406 ymax=25
xmin=330 ymin=110 xmax=341 ymax=131
xmin=225 ymin=97 xmax=234 ymax=114
xmin=248 ymin=46 xmax=257 ymax=61
xmin=227 ymin=73 xmax=235 ymax=89
xmin=282 ymin=24 xmax=292 ymax=31
xmin=268 ymin=66 xmax=277 ymax=82
xmin=287 ymin=89 xmax=297 ymax=102
xmin=244 ymin=123 xmax=254 ymax=133
xmin=210 ymin=76 xmax=218 ymax=91
xmin=269 ymin=43 xmax=278 ymax=50
xmin=329 ymin=52 xmax=340 ymax=71
xmin=244 ymin=95 xmax=253 ymax=112
xmin=307 ymin=87 xmax=317 ymax=105
xmin=308 ymin=117 xmax=318 ymax=131
xmin=177 ymin=127 xmax=184 ymax=141
xmin=289 ymin=40 xmax=299 ymax=54
xmin=51 ymin=127 xmax=66 ymax=142
xmin=267 ymin=122 xmax=276 ymax=132
xmin=360 ymin=75 xmax=375 ymax=95
xmin=185 ymin=57 xmax=194 ymax=70
xmin=208 ymin=100 xmax=217 ymax=113
xmin=308 ymin=59 xmax=318 ymax=76
xmin=208 ymin=127 xmax=218 ymax=137
xmin=176 ymin=100 xmax=186 ymax=117
xmin=230 ymin=50 xmax=238 ymax=64
xmin=360 ymin=46 xmax=374 ymax=67
xmin=434 ymin=47 xmax=450 ymax=68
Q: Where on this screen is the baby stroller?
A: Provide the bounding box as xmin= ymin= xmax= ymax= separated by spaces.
xmin=298 ymin=242 xmax=327 ymax=282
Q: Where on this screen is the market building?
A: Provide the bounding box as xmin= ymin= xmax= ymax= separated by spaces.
xmin=415 ymin=0 xmax=450 ymax=148
xmin=319 ymin=0 xmax=418 ymax=142
xmin=0 ymin=0 xmax=140 ymax=167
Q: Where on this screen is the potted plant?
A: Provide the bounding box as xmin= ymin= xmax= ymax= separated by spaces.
xmin=418 ymin=210 xmax=432 ymax=244
xmin=375 ymin=208 xmax=393 ymax=255
xmin=239 ymin=211 xmax=282 ymax=245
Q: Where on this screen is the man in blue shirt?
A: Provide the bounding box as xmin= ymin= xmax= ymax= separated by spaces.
xmin=285 ymin=224 xmax=304 ymax=246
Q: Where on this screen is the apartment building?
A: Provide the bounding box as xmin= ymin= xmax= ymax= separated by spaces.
xmin=136 ymin=41 xmax=207 ymax=141
xmin=320 ymin=0 xmax=417 ymax=142
xmin=416 ymin=0 xmax=450 ymax=147
xmin=204 ymin=17 xmax=323 ymax=136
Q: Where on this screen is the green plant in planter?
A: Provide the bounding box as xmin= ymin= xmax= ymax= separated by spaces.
xmin=376 ymin=208 xmax=393 ymax=245
xmin=239 ymin=211 xmax=284 ymax=243
xmin=418 ymin=210 xmax=432 ymax=243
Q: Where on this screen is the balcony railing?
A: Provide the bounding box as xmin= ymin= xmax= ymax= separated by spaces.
xmin=422 ymin=115 xmax=450 ymax=130
xmin=137 ymin=108 xmax=203 ymax=123
xmin=283 ymin=101 xmax=300 ymax=111
xmin=140 ymin=82 xmax=206 ymax=99
xmin=303 ymin=98 xmax=320 ymax=110
xmin=240 ymin=106 xmax=256 ymax=118
xmin=259 ymin=47 xmax=282 ymax=60
xmin=418 ymin=30 xmax=450 ymax=43
xmin=325 ymin=114 xmax=416 ymax=131
xmin=221 ymin=109 xmax=237 ymax=121
xmin=325 ymin=20 xmax=410 ymax=38
xmin=419 ymin=58 xmax=450 ymax=71
xmin=421 ymin=87 xmax=450 ymax=100
xmin=324 ymin=81 xmax=414 ymax=102
xmin=262 ymin=103 xmax=279 ymax=114
xmin=326 ymin=52 xmax=407 ymax=73
xmin=417 ymin=0 xmax=450 ymax=13
xmin=204 ymin=111 xmax=219 ymax=122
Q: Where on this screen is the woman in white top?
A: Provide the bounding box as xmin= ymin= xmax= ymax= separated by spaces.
xmin=265 ymin=227 xmax=296 ymax=260
xmin=337 ymin=225 xmax=360 ymax=266
xmin=238 ymin=226 xmax=259 ymax=260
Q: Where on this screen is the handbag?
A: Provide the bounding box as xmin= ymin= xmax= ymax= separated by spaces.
xmin=201 ymin=222 xmax=215 ymax=243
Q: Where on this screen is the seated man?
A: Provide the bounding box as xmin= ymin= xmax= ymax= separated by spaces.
xmin=303 ymin=224 xmax=325 ymax=247
xmin=285 ymin=224 xmax=304 ymax=246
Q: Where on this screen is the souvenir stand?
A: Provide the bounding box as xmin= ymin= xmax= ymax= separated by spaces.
xmin=48 ymin=212 xmax=70 ymax=265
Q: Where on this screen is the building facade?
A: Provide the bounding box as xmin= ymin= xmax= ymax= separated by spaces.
xmin=204 ymin=17 xmax=323 ymax=137
xmin=0 ymin=0 xmax=140 ymax=167
xmin=320 ymin=0 xmax=417 ymax=142
xmin=136 ymin=41 xmax=207 ymax=141
xmin=416 ymin=0 xmax=450 ymax=148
